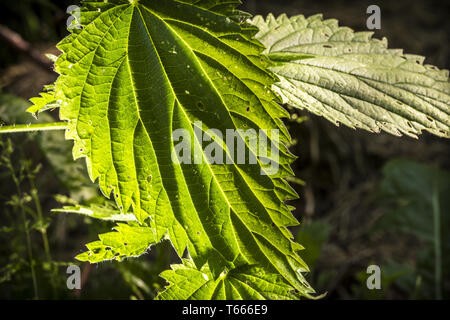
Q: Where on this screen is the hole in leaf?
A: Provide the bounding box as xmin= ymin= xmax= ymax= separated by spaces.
xmin=197 ymin=101 xmax=205 ymax=110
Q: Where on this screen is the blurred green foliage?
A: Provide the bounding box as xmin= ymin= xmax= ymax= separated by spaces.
xmin=371 ymin=160 xmax=450 ymax=299
xmin=0 ymin=92 xmax=176 ymax=299
xmin=296 ymin=160 xmax=450 ymax=300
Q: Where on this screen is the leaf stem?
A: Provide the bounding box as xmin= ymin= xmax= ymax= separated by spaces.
xmin=0 ymin=122 xmax=67 ymax=134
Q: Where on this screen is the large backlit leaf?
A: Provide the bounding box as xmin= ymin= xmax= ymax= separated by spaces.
xmin=156 ymin=259 xmax=308 ymax=300
xmin=54 ymin=0 xmax=312 ymax=296
xmin=251 ymin=14 xmax=450 ymax=138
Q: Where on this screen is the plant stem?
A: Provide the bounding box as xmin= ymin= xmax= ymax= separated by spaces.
xmin=21 ymin=204 xmax=39 ymax=300
xmin=9 ymin=164 xmax=39 ymax=299
xmin=29 ymin=182 xmax=52 ymax=262
xmin=0 ymin=122 xmax=67 ymax=134
xmin=4 ymin=153 xmax=40 ymax=299
xmin=28 ymin=172 xmax=57 ymax=297
xmin=432 ymin=181 xmax=442 ymax=300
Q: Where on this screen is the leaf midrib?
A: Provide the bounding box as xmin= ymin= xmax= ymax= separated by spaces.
xmin=134 ymin=4 xmax=298 ymax=278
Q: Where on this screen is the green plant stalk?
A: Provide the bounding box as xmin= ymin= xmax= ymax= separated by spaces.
xmin=0 ymin=122 xmax=67 ymax=134
xmin=7 ymin=158 xmax=39 ymax=299
xmin=21 ymin=204 xmax=39 ymax=300
xmin=432 ymin=182 xmax=442 ymax=300
xmin=28 ymin=176 xmax=58 ymax=297
xmin=29 ymin=184 xmax=51 ymax=262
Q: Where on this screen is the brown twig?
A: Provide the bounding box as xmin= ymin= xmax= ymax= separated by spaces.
xmin=0 ymin=24 xmax=54 ymax=72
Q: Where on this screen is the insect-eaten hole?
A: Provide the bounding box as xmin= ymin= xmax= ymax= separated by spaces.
xmin=197 ymin=101 xmax=205 ymax=109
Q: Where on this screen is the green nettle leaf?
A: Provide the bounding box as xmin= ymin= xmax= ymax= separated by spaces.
xmin=251 ymin=14 xmax=450 ymax=138
xmin=27 ymin=91 xmax=60 ymax=116
xmin=53 ymin=0 xmax=314 ymax=298
xmin=156 ymin=259 xmax=304 ymax=300
xmin=76 ymin=223 xmax=157 ymax=263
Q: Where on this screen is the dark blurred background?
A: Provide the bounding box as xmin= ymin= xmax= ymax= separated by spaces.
xmin=0 ymin=0 xmax=449 ymax=300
